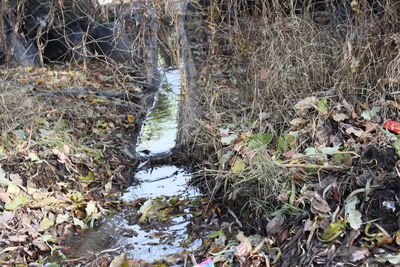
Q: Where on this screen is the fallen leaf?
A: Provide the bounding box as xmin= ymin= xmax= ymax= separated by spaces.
xmin=109 ymin=253 xmax=129 ymax=267
xmin=321 ymin=221 xmax=345 ymax=241
xmin=348 ymin=248 xmax=370 ymax=262
xmin=290 ymin=118 xmax=307 ymax=127
xmin=294 ymin=96 xmax=317 ymax=111
xmin=374 ymin=253 xmax=400 ymax=264
xmin=85 ymin=201 xmax=97 ymax=218
xmin=39 ymin=217 xmax=54 ymax=231
xmin=266 ymin=213 xmax=285 ymax=234
xmin=221 ymin=134 xmax=238 ymax=145
xmin=9 ymin=235 xmax=28 ymax=243
xmin=311 ymin=193 xmax=331 ymax=214
xmin=0 ymin=211 xmax=14 ymax=223
xmin=235 ymin=232 xmax=252 ymax=257
xmin=346 ymin=127 xmax=364 ymax=137
xmin=345 ymin=194 xmax=362 ymax=230
xmin=231 ymin=159 xmax=246 ymax=173
xmin=4 ymin=195 xmax=28 ymax=210
xmin=332 ymin=113 xmax=349 ymax=122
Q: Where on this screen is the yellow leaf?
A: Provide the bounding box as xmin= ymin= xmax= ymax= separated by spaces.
xmin=24 ymin=66 xmax=34 ymax=72
xmin=127 ymin=114 xmax=135 ymax=123
xmin=232 ymin=159 xmax=246 ymax=174
xmin=92 ymin=98 xmax=107 ymax=104
xmin=39 ymin=217 xmax=54 ymax=231
xmin=7 ymin=183 xmax=20 ymax=195
xmin=321 ymin=220 xmax=345 ymax=242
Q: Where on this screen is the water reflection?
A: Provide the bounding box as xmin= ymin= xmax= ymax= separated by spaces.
xmin=137 ymin=69 xmax=181 ymax=155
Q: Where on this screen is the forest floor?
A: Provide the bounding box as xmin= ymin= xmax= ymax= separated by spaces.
xmin=0 ymin=63 xmax=146 ymax=265
xmin=1 ymin=2 xmax=400 ymax=267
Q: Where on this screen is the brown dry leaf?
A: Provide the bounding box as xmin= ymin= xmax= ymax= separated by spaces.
xmin=32 ymin=239 xmax=50 ymax=251
xmin=332 ymin=113 xmax=349 ymax=122
xmin=0 ymin=192 xmax=12 ymax=203
xmin=363 ymin=120 xmax=378 ymax=133
xmin=311 ymin=192 xmax=331 ymax=214
xmin=235 ymin=232 xmax=252 ymax=257
xmin=283 ymin=149 xmax=296 ymax=159
xmin=53 ymin=149 xmax=79 ymax=174
xmin=0 ymin=246 xmax=23 ymax=254
xmin=348 ymin=248 xmax=370 ymax=262
xmin=266 ymin=213 xmax=285 ymax=234
xmin=9 ymin=235 xmax=28 ymax=243
xmin=0 ymin=211 xmax=14 ymax=223
xmin=290 ymin=118 xmax=307 ymax=127
xmin=294 ymin=96 xmax=317 ymax=111
xmin=346 ymin=127 xmax=364 ymax=137
xmin=377 ymin=235 xmax=393 ymax=246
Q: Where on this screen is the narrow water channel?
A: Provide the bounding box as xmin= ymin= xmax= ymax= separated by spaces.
xmin=66 ymin=68 xmax=200 ymax=263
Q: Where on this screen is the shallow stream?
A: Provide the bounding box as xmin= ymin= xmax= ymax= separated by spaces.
xmin=66 ymin=68 xmax=201 ymax=262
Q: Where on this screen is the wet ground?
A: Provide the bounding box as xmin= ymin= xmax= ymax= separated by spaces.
xmin=65 ymin=67 xmax=202 ymax=263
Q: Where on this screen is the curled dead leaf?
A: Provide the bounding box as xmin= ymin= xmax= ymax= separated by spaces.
xmin=267 ymin=213 xmax=285 ymax=235
xmin=310 ymin=192 xmax=331 ymax=214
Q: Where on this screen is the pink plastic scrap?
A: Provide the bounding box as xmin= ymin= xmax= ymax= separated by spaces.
xmin=195 ymin=259 xmax=215 ymax=267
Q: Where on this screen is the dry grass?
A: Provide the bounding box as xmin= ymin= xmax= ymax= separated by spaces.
xmin=185 ymin=0 xmax=400 ymax=222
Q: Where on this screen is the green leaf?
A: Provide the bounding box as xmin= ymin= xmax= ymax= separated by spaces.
xmin=393 ymin=139 xmax=400 ymax=157
xmin=231 ymin=159 xmax=246 ymax=174
xmin=39 ymin=234 xmax=56 ymax=243
xmin=207 ymin=229 xmax=225 ymax=238
xmin=79 ymin=146 xmax=102 ymax=159
xmin=28 ymin=152 xmax=43 ymax=163
xmin=334 ymin=153 xmax=353 ymax=165
xmin=219 ymin=150 xmax=234 ymax=165
xmin=278 ymin=136 xmax=289 ymax=152
xmin=374 ymin=253 xmax=400 ymax=264
xmin=5 ymin=195 xmax=28 ymax=210
xmin=315 ymin=97 xmax=328 ymax=114
xmin=79 ymin=172 xmax=95 ymax=181
xmin=321 ymin=221 xmax=345 ymax=241
xmin=247 ymin=133 xmax=273 ymax=150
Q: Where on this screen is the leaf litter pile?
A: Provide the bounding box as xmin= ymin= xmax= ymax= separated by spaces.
xmin=181 ymin=2 xmax=400 ymax=266
xmin=0 ymin=64 xmax=144 ymax=265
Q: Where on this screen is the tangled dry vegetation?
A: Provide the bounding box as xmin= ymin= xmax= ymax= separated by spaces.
xmin=184 ymin=0 xmax=400 ymax=265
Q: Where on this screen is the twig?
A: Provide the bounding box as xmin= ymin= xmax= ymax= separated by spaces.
xmin=30 ymin=86 xmax=128 ymax=99
xmin=277 ymin=163 xmax=349 ymax=170
xmin=280 ymin=151 xmax=359 ymax=164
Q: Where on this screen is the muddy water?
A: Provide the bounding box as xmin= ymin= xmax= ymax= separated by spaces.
xmin=67 ymin=68 xmax=200 ymax=262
